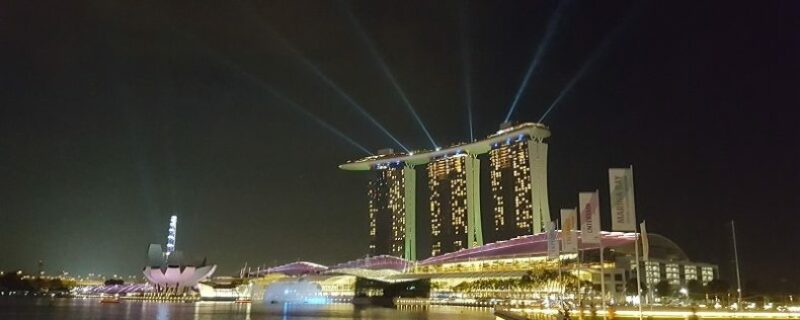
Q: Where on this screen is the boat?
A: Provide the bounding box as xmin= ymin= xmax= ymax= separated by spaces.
xmin=100 ymin=296 xmax=120 ymax=304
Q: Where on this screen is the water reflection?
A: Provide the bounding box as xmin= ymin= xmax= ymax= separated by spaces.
xmin=156 ymin=303 xmax=170 ymax=320
xmin=0 ymin=298 xmax=495 ymax=320
xmin=193 ymin=301 xmax=200 ymax=320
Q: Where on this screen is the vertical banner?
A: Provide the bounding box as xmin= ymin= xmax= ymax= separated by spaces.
xmin=560 ymin=209 xmax=579 ymax=253
xmin=640 ymin=221 xmax=650 ymax=261
xmin=546 ymin=221 xmax=560 ymax=260
xmin=609 ymin=168 xmax=636 ymax=231
xmin=579 ymin=191 xmax=601 ymax=244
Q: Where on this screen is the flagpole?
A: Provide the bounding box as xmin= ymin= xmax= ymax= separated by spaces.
xmin=557 ymin=220 xmax=563 ymax=298
xmin=598 ymin=190 xmax=606 ymax=310
xmin=630 ymin=165 xmax=644 ymax=319
xmin=575 ymin=207 xmax=581 ymax=306
xmin=732 ymin=220 xmax=743 ymax=311
xmin=634 ymin=223 xmax=643 ymax=320
xmin=600 ymin=239 xmax=606 ymax=309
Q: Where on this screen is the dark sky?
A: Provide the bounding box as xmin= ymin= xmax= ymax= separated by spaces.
xmin=2 ymin=1 xmax=798 ymax=288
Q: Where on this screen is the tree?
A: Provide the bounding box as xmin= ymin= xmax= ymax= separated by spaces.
xmin=521 ymin=270 xmax=533 ymax=284
xmin=705 ymin=279 xmax=730 ymax=300
xmin=655 ymin=280 xmax=674 ymax=298
xmin=104 ymin=279 xmax=124 ymax=286
xmin=49 ymin=279 xmax=67 ymax=292
xmin=625 ymin=278 xmax=647 ymax=296
xmin=0 ymin=272 xmax=33 ymax=292
xmin=686 ymin=279 xmax=705 ymax=301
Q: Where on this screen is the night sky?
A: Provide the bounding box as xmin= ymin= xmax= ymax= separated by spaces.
xmin=2 ymin=1 xmax=798 ymax=289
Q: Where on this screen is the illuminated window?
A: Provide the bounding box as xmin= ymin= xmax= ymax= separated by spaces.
xmin=666 ymin=263 xmax=680 ymax=285
xmin=701 ymin=266 xmax=714 ymax=284
xmin=368 ymin=167 xmax=406 ymax=257
xmin=489 ymin=139 xmax=534 ymax=241
xmin=645 ymin=261 xmax=661 ymax=285
xmin=428 ymin=156 xmax=469 ymax=256
xmin=684 ymin=265 xmax=697 ymax=281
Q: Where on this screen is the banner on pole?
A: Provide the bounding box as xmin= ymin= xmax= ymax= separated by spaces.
xmin=609 ymin=168 xmax=636 ymax=231
xmin=579 ymin=191 xmax=601 ymax=244
xmin=640 ymin=221 xmax=650 ymax=261
xmin=560 ymin=209 xmax=579 ymax=253
xmin=546 ymin=221 xmax=560 ymax=260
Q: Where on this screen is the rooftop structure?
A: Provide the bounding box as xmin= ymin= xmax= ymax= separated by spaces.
xmin=340 ymin=123 xmax=550 ymax=171
xmin=79 ymin=283 xmax=154 ymax=295
xmin=328 ymin=255 xmax=413 ymax=272
xmin=419 ymin=231 xmax=636 ymax=266
xmin=264 ymin=261 xmax=328 ymax=276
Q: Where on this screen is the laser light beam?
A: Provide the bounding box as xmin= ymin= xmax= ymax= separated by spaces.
xmin=504 ymin=0 xmax=571 ymax=123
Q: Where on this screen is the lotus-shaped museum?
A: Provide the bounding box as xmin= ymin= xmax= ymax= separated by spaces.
xmin=142 ymin=244 xmax=216 ymax=293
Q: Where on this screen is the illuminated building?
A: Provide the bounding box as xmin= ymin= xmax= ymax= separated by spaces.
xmin=401 ymin=231 xmax=718 ymax=303
xmin=246 ymin=232 xmax=716 ymax=305
xmin=640 ymin=260 xmax=718 ymax=288
xmin=142 ymin=243 xmax=216 ymax=294
xmin=367 ymin=167 xmax=403 ymax=256
xmin=257 ymin=255 xmax=417 ymax=304
xmin=342 ymin=123 xmax=550 ymax=260
xmin=427 ymin=154 xmax=470 ymax=256
xmin=367 ymin=158 xmax=414 ymax=258
xmin=487 ymin=122 xmax=551 ymax=242
xmin=142 ymin=216 xmax=216 ymax=294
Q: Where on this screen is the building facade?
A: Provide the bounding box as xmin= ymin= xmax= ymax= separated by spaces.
xmin=489 ymin=139 xmax=533 ymax=241
xmin=427 ymin=155 xmax=469 ymax=257
xmin=344 ymin=123 xmax=551 ymax=260
xmin=488 ymin=132 xmax=550 ymax=242
xmin=641 ymin=259 xmax=718 ymax=287
xmin=368 ymin=165 xmax=407 ymax=257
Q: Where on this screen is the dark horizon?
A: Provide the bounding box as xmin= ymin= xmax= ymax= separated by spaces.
xmin=1 ymin=0 xmax=798 ymax=291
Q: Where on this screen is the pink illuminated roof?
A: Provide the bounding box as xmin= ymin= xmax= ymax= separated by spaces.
xmin=329 ymin=255 xmax=413 ymax=271
xmin=419 ymin=231 xmax=637 ymax=266
xmin=265 ymin=261 xmax=328 ymax=276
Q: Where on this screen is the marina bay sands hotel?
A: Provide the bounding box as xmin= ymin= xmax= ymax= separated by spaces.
xmin=340 ymin=122 xmax=552 ymax=261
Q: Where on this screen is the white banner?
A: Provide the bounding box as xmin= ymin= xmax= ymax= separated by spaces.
xmin=579 ymin=191 xmax=602 ymax=244
xmin=640 ymin=221 xmax=650 ymax=261
xmin=609 ymin=168 xmax=636 ymax=231
xmin=546 ymin=221 xmax=560 ymax=260
xmin=560 ymin=209 xmax=579 ymax=253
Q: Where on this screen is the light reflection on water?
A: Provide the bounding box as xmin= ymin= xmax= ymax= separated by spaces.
xmin=157 ymin=303 xmax=169 ymax=320
xmin=0 ymin=298 xmax=495 ymax=320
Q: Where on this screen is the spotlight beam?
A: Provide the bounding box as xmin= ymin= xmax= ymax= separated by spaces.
xmin=538 ymin=3 xmax=640 ymax=123
xmin=216 ymin=56 xmax=375 ymax=156
xmin=297 ymin=55 xmax=410 ymax=153
xmin=346 ymin=9 xmax=439 ymax=149
xmin=273 ymin=92 xmax=375 ymax=156
xmin=504 ymin=0 xmax=571 ymax=123
xmin=460 ymin=1 xmax=474 ymax=142
xmin=257 ymin=24 xmax=410 ymax=153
